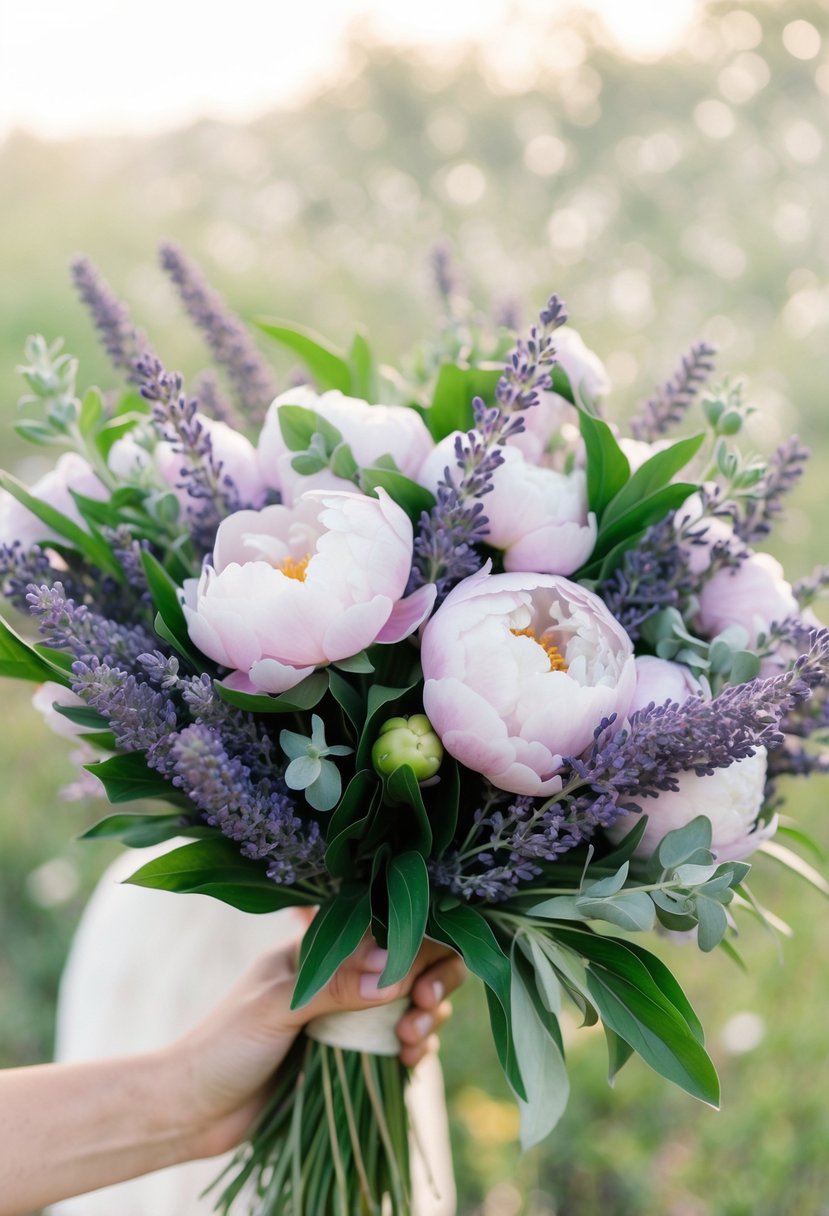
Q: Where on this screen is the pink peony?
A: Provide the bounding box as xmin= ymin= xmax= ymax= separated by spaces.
xmin=697 ymin=552 xmax=798 ymax=649
xmin=183 ymin=488 xmax=435 ymax=694
xmin=607 ymin=750 xmax=774 ymax=863
xmin=421 ymin=567 xmax=636 ymax=796
xmin=418 ymin=441 xmax=596 ymax=576
xmin=0 ymin=453 xmax=107 ymax=550
xmin=257 ymin=386 xmax=434 ymax=505
xmin=630 ymin=655 xmax=702 ymax=713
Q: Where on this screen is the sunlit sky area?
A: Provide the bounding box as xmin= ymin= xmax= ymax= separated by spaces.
xmin=0 ymin=0 xmax=698 ymax=140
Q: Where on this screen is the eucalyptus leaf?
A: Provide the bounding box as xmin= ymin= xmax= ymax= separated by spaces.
xmin=695 ymin=896 xmax=729 ymax=952
xmin=510 ymin=963 xmax=570 ymax=1149
xmin=656 ymin=817 xmax=713 ymax=870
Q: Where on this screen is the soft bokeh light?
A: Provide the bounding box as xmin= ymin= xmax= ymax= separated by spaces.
xmin=0 ymin=0 xmax=699 ymax=139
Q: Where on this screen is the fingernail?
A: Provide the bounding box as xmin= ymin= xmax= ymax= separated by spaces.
xmin=415 ymin=1013 xmax=433 ymax=1037
xmin=359 ymin=973 xmax=384 ymax=999
xmin=364 ymin=946 xmax=389 ymax=971
xmin=432 ymin=980 xmax=444 ymax=1003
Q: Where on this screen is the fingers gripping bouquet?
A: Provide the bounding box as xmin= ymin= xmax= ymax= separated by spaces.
xmin=3 ymin=246 xmax=829 ymax=1214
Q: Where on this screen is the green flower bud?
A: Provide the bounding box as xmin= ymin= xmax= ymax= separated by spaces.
xmin=371 ymin=713 xmax=444 ymax=781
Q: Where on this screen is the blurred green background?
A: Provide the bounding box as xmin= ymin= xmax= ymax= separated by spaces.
xmin=2 ymin=1 xmax=829 ymax=1212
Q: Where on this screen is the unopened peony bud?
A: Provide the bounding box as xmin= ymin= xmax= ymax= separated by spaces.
xmin=371 ymin=714 xmax=443 ymax=781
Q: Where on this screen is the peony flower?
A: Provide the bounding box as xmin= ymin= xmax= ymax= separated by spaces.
xmin=418 ymin=440 xmax=596 ymax=576
xmin=631 ymin=655 xmax=702 ymax=712
xmin=421 ymin=567 xmax=636 ymax=796
xmin=257 ymin=386 xmax=434 ymax=505
xmin=607 ymin=750 xmax=775 ymax=863
xmin=554 ymin=326 xmax=611 ymax=404
xmin=607 ymin=656 xmax=775 ymax=861
xmin=0 ymin=453 xmax=107 ymax=550
xmin=183 ymin=488 xmax=436 ymax=694
xmin=110 ymin=417 xmax=267 ymax=512
xmin=697 ymin=551 xmax=799 ymax=650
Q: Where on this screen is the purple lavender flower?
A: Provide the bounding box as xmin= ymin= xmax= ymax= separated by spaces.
xmin=629 ymin=341 xmax=716 ymax=441
xmin=170 ymin=724 xmax=324 ymax=884
xmin=27 ymin=581 xmax=156 ymax=667
xmin=410 ymin=294 xmax=567 ymax=597
xmin=71 ymin=659 xmax=179 ymax=757
xmin=159 ymin=242 xmax=276 ymax=422
xmin=70 ymin=256 xmax=155 ymax=383
xmin=735 ymin=436 xmax=810 ymax=543
xmin=0 ymin=543 xmax=57 ymax=613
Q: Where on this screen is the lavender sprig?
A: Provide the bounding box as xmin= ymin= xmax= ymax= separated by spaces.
xmin=630 ymin=341 xmax=716 ymax=441
xmin=159 ymin=242 xmax=276 ymax=422
xmin=735 ymin=435 xmax=809 ymax=544
xmin=410 ymin=294 xmax=567 ymax=596
xmin=72 ymin=659 xmax=179 ymax=756
xmin=0 ymin=544 xmax=58 ymax=613
xmin=26 ymin=582 xmax=155 ymax=667
xmin=135 ymin=352 xmax=240 ymax=547
xmin=596 ymin=516 xmax=701 ymax=641
xmin=70 ymin=256 xmax=155 ymax=383
xmin=170 ymin=724 xmax=324 ymax=885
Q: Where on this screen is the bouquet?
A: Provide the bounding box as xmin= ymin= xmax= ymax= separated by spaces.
xmin=2 ymin=245 xmax=828 ymax=1215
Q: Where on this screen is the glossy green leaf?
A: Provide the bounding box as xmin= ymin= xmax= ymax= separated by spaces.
xmin=349 ymin=329 xmax=378 ymax=400
xmin=324 ymin=770 xmax=379 ymax=877
xmin=54 ymin=703 xmax=109 ymax=730
xmin=256 ymin=319 xmax=352 ymax=394
xmin=358 ymin=466 xmax=436 ymax=523
xmin=81 ymin=811 xmax=211 ymax=848
xmin=0 ymin=470 xmax=123 ymax=579
xmin=605 ymin=1027 xmax=635 ymax=1085
xmin=379 ymin=851 xmax=429 ymax=986
xmin=594 ymin=482 xmax=699 ymax=559
xmin=0 ymin=614 xmax=71 ymax=685
xmin=291 ymin=887 xmax=372 ymax=1009
xmin=431 ymin=904 xmax=525 ymax=1099
xmin=327 ymin=668 xmax=364 ymax=732
xmin=215 ymin=670 xmax=329 ymax=714
xmin=426 ymin=363 xmax=503 ymax=441
xmin=84 ymin=751 xmax=189 ymax=806
xmin=125 ymin=836 xmax=312 ymax=912
xmin=601 ymin=433 xmax=704 ymax=528
xmin=578 ymin=409 xmax=630 ymax=519
xmin=383 ymin=764 xmax=433 ymax=856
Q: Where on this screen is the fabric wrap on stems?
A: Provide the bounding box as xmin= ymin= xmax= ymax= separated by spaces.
xmin=305 ymin=997 xmax=409 ymax=1056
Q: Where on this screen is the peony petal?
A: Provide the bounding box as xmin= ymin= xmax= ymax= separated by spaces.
xmin=375 ymin=583 xmax=437 ymax=643
xmin=321 ymin=596 xmax=393 ymax=661
xmin=247 ymin=658 xmax=316 ymax=694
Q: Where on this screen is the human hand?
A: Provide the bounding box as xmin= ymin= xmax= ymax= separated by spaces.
xmin=167 ymin=913 xmax=465 ymax=1159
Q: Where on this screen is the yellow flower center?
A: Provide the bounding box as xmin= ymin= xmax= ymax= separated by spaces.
xmin=511 ymin=627 xmax=568 ymax=672
xmin=278 ymin=553 xmax=311 ymax=581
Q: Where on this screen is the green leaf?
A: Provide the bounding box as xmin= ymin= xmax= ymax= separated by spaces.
xmin=510 ymin=960 xmax=569 ymax=1149
xmin=582 ymin=862 xmax=629 ymax=898
xmin=349 ymin=329 xmax=378 ymax=400
xmin=327 ymin=668 xmax=364 ymax=732
xmin=384 ymin=764 xmax=433 ymax=856
xmin=79 ymin=387 xmax=104 ymax=435
xmin=358 ymin=466 xmax=436 ymax=523
xmin=292 ymin=887 xmax=372 ymax=1009
xmin=256 ymin=319 xmax=352 ymax=393
xmin=277 ymin=404 xmax=344 ymax=454
xmin=379 ymin=851 xmax=429 ymax=986
xmin=215 ymin=670 xmax=329 ymax=714
xmin=84 ymin=751 xmax=188 ymax=806
xmin=695 ymin=895 xmax=729 ymax=951
xmin=426 ymin=363 xmax=503 ymax=441
xmin=656 ymin=816 xmax=714 ymax=870
xmin=605 ymin=1027 xmax=634 ymax=1085
xmin=333 ymin=650 xmax=375 ymax=674
xmin=15 ymin=420 xmax=58 ymax=445
xmin=428 ymin=758 xmax=460 ymax=857
xmin=356 ymin=677 xmax=422 ymax=769
xmin=0 ymin=614 xmax=71 ymax=684
xmin=125 ymin=837 xmax=312 ymax=913
xmin=575 ymin=891 xmax=657 ymax=933
xmin=54 ymin=703 xmax=108 ymax=730
xmin=431 ymin=904 xmax=525 ymax=1099
xmin=601 ymin=434 xmax=704 ymax=529
xmin=324 ymin=770 xmax=380 ymax=877
xmin=518 ymin=934 xmax=562 ymax=1016
xmin=0 ymin=470 xmax=123 ymax=580
xmin=759 ymin=840 xmax=829 ymax=897
xmin=81 ymin=812 xmax=211 ymax=848
xmin=594 ymin=482 xmax=699 ymax=560
xmin=578 ymin=409 xmax=630 ymax=519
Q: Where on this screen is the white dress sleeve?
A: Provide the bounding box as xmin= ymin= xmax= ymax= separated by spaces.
xmin=46 ymin=842 xmax=456 ymax=1216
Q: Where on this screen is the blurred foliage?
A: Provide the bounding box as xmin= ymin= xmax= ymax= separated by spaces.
xmin=2 ymin=0 xmax=829 ymax=1212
